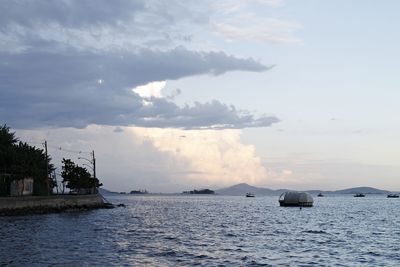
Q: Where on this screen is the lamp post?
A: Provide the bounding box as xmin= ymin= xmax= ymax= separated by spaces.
xmin=78 ymin=151 xmax=97 ymax=194
xmin=78 ymin=150 xmax=96 ymax=180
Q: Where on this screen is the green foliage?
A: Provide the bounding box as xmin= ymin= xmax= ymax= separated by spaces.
xmin=0 ymin=124 xmax=54 ymax=196
xmin=0 ymin=125 xmax=18 ymax=146
xmin=61 ymin=158 xmax=102 ymax=192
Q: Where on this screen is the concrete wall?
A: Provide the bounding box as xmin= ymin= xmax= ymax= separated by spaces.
xmin=0 ymin=194 xmax=105 ymax=215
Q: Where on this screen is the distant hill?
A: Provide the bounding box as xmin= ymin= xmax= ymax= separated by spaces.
xmin=333 ymin=187 xmax=390 ymax=195
xmin=99 ymin=188 xmax=119 ymax=195
xmin=215 ymin=183 xmax=276 ymax=196
xmin=215 ymin=183 xmax=391 ymax=196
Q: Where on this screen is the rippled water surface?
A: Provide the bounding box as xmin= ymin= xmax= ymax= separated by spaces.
xmin=1 ymin=195 xmax=400 ymax=266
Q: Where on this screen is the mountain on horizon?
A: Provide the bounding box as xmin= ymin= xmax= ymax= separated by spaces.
xmin=215 ymin=183 xmax=278 ymax=196
xmin=99 ymin=188 xmax=119 ymax=195
xmin=215 ymin=183 xmax=391 ymax=196
xmin=333 ymin=187 xmax=391 ymax=195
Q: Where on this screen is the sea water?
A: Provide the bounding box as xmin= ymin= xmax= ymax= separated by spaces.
xmin=1 ymin=195 xmax=399 ymax=266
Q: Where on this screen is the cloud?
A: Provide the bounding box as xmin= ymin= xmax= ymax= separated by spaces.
xmin=212 ymin=0 xmax=301 ymax=44
xmin=0 ymin=1 xmax=144 ymax=28
xmin=135 ymin=127 xmax=269 ymax=187
xmin=133 ymin=81 xmax=166 ymax=98
xmin=113 ymin=127 xmax=124 ymax=133
xmin=0 ymin=0 xmax=300 ymax=50
xmin=214 ymin=0 xmax=284 ymax=14
xmin=0 ymin=48 xmax=277 ymax=129
xmin=213 ymin=14 xmax=301 ymax=44
xmin=0 ymin=0 xmax=280 ymax=130
xmin=16 ymin=126 xmax=272 ymax=192
xmin=0 ymin=0 xmax=209 ymax=52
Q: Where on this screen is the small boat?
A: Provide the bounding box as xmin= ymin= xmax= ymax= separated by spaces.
xmin=317 ymin=193 xmax=324 ymax=197
xmin=246 ymin=193 xmax=255 ymax=198
xmin=387 ymin=194 xmax=399 ymax=198
xmin=354 ymin=193 xmax=365 ymax=197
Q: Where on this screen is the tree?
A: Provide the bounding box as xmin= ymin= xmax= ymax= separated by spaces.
xmin=61 ymin=158 xmax=102 ymax=194
xmin=0 ymin=124 xmax=54 ymax=196
xmin=0 ymin=125 xmax=18 ymax=146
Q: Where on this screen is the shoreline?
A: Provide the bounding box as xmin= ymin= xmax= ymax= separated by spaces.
xmin=0 ymin=194 xmax=113 ymax=216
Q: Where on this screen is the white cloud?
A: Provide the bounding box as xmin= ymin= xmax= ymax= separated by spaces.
xmin=213 ymin=14 xmax=301 ymax=44
xmin=214 ymin=0 xmax=284 ymax=15
xmin=133 ymin=81 xmax=166 ymax=98
xmin=211 ymin=0 xmax=301 ymax=44
xmin=134 ymin=128 xmax=269 ymax=187
xmin=16 ymin=125 xmax=273 ymax=192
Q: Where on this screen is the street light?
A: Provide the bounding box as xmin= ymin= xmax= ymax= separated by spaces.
xmin=78 ymin=157 xmax=92 ymax=164
xmin=78 ymin=150 xmax=96 ymax=180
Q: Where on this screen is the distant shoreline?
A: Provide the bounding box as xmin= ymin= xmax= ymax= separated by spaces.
xmin=101 ymin=184 xmax=397 ymax=196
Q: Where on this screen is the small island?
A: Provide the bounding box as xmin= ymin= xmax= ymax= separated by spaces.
xmin=130 ymin=189 xmax=148 ymax=194
xmin=183 ymin=189 xmax=215 ymax=194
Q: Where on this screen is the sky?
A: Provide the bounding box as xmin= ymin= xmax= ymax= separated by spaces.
xmin=1 ymin=0 xmax=400 ymax=192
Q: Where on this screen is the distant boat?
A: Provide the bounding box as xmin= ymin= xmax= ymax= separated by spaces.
xmin=317 ymin=193 xmax=324 ymax=197
xmin=354 ymin=193 xmax=365 ymax=197
xmin=387 ymin=194 xmax=399 ymax=198
xmin=246 ymin=193 xmax=255 ymax=197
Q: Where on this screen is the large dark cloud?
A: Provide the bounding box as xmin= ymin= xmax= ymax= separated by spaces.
xmin=0 ymin=0 xmax=206 ymax=30
xmin=0 ymin=0 xmax=145 ymax=28
xmin=0 ymin=0 xmax=207 ymax=50
xmin=0 ymin=0 xmax=279 ymax=129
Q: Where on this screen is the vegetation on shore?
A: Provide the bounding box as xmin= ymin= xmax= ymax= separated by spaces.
xmin=61 ymin=158 xmax=102 ymax=193
xmin=0 ymin=124 xmax=102 ymax=196
xmin=183 ymin=189 xmax=215 ymax=194
xmin=0 ymin=125 xmax=54 ymax=196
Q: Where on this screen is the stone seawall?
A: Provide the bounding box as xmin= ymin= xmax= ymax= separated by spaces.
xmin=0 ymin=194 xmax=110 ymax=216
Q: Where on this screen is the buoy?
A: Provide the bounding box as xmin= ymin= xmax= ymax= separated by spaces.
xmin=278 ymin=191 xmax=313 ymax=207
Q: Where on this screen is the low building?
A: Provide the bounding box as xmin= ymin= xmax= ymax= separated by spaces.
xmin=10 ymin=178 xmax=34 ymax=196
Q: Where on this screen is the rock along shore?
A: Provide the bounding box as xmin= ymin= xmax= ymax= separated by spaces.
xmin=0 ymin=194 xmax=113 ymax=216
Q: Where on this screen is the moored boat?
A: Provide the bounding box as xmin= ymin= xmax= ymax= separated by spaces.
xmin=246 ymin=193 xmax=255 ymax=197
xmin=387 ymin=194 xmax=399 ymax=198
xmin=354 ymin=193 xmax=365 ymax=197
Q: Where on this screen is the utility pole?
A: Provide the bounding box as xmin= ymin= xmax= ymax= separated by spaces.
xmin=92 ymin=150 xmax=97 ymax=193
xmin=53 ymin=169 xmax=58 ymax=194
xmin=92 ymin=150 xmax=96 ymax=180
xmin=44 ymin=140 xmax=49 ymax=195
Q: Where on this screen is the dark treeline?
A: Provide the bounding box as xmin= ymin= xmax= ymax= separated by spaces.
xmin=0 ymin=125 xmax=54 ymax=196
xmin=61 ymin=158 xmax=102 ymax=194
xmin=0 ymin=125 xmax=102 ymax=197
xmin=183 ymin=189 xmax=215 ymax=194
